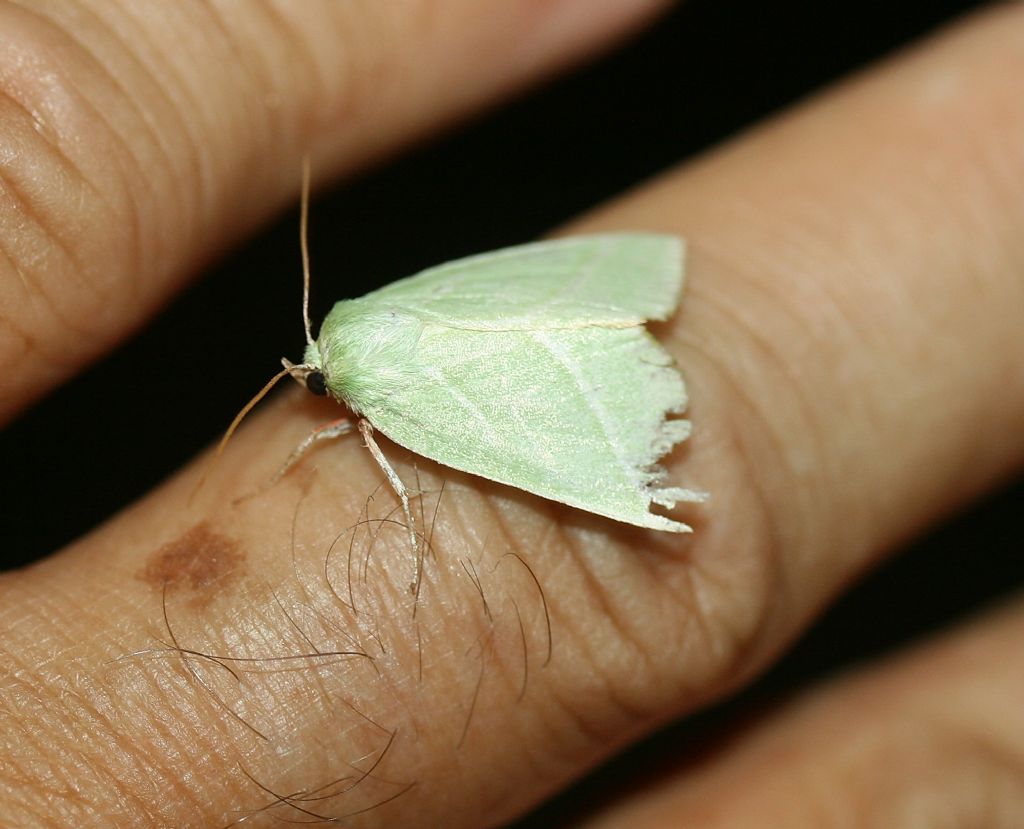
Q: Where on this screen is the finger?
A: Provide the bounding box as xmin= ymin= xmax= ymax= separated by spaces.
xmin=579 ymin=597 xmax=1024 ymax=828
xmin=3 ymin=5 xmax=1024 ymax=829
xmin=0 ymin=0 xmax=669 ymax=422
xmin=569 ymin=1 xmax=1024 ymax=653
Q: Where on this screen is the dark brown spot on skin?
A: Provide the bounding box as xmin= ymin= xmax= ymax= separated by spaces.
xmin=138 ymin=522 xmax=244 ymax=602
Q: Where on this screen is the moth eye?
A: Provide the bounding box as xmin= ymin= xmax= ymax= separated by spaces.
xmin=306 ymin=371 xmax=328 ymax=396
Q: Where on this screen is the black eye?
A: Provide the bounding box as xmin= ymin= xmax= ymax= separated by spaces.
xmin=306 ymin=371 xmax=327 ymax=396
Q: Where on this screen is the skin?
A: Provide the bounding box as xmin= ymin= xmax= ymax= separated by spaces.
xmin=1 ymin=1 xmax=1023 ymax=827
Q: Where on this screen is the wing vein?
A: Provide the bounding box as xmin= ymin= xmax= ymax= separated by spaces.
xmin=528 ymin=330 xmax=636 ymax=485
xmin=421 ymin=365 xmax=503 ymax=445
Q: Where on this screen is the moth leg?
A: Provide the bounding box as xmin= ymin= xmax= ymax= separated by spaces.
xmin=272 ymin=418 xmax=355 ymax=484
xmin=358 ymin=418 xmax=421 ymax=591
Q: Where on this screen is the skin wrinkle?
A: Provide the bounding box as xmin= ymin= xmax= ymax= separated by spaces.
xmin=675 ymin=550 xmax=760 ymax=694
xmin=540 ymin=667 xmax=623 ymax=774
xmin=0 ymin=154 xmax=86 ymax=291
xmin=56 ymin=680 xmax=161 ymax=822
xmin=97 ymin=594 xmax=319 ymax=821
xmin=322 ymin=3 xmax=391 ymax=143
xmin=108 ymin=0 xmax=229 ymax=254
xmin=688 ymin=276 xmax=839 ymax=548
xmin=202 ymin=1 xmax=283 ymax=115
xmin=74 ymin=0 xmax=194 ymax=284
xmin=695 ymin=251 xmax=847 ymax=503
xmin=693 ymin=288 xmax=831 ymax=521
xmin=63 ymin=703 xmax=167 ymax=825
xmin=122 ymin=714 xmax=208 ymax=824
xmin=680 ymin=303 xmax=809 ymax=540
xmin=516 ymin=515 xmax=697 ymax=736
xmin=0 ymin=77 xmax=102 ymax=212
xmin=74 ymin=4 xmax=181 ymax=210
xmin=6 ymin=577 xmax=274 ymax=822
xmin=674 ymin=338 xmax=791 ymax=624
xmin=2 ymin=666 xmax=150 ymax=825
xmin=0 ymin=226 xmax=40 ymax=357
xmin=692 ymin=239 xmax=851 ymax=501
xmin=259 ymin=0 xmax=391 ymax=165
xmin=657 ymin=550 xmax=720 ymax=673
xmin=568 ymin=623 xmax=657 ymax=738
xmin=471 ymin=491 xmax=569 ymax=712
xmin=264 ymin=592 xmax=338 ymax=713
xmin=287 ymin=628 xmax=376 ymax=723
xmin=668 ymin=581 xmax=777 ymax=714
xmin=11 ymin=605 xmax=234 ymax=818
xmin=0 ymin=11 xmax=146 ymax=360
xmin=314 ymin=3 xmax=372 ymax=133
xmin=914 ymin=49 xmax=1024 ymax=278
xmin=4 ymin=1 xmax=146 ymax=249
xmin=481 ymin=519 xmax=613 ymax=758
xmin=538 ymin=524 xmax=669 ymax=740
xmin=979 ymin=148 xmax=1024 ymax=271
xmin=193 ymin=0 xmax=293 ymax=204
xmin=180 ymin=2 xmax=266 ymax=221
xmin=586 ymin=566 xmax=672 ymax=712
xmin=133 ymin=662 xmax=256 ymax=815
xmin=1 ymin=234 xmax=34 ymax=297
xmin=511 ymin=693 xmax=577 ymax=788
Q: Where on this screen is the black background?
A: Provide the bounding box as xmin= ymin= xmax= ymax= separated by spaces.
xmin=1 ymin=1 xmax=1019 ymax=824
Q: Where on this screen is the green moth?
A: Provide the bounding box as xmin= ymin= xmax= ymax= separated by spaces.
xmin=216 ymin=182 xmax=703 ymax=557
xmin=275 ymin=233 xmax=705 ymax=539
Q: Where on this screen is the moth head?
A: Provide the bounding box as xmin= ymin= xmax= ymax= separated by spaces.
xmin=281 ymin=356 xmax=328 ymax=397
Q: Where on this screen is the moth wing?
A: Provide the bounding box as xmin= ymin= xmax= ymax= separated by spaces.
xmin=356 ymin=322 xmax=704 ymax=532
xmin=367 ymin=234 xmax=684 ymax=330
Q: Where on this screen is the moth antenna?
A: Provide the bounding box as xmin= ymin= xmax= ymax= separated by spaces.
xmin=189 ymin=367 xmax=292 ymax=504
xmin=216 ymin=367 xmax=293 ymax=458
xmin=300 ymin=154 xmax=314 ymax=347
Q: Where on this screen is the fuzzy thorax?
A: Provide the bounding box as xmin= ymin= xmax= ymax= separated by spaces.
xmin=308 ymin=299 xmax=425 ymax=410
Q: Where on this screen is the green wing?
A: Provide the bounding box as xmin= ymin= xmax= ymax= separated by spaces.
xmin=356 ymin=322 xmax=704 ymax=532
xmin=366 ymin=234 xmax=684 ymax=330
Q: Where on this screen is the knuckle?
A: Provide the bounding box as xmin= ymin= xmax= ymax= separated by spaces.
xmin=643 ymin=271 xmax=849 ymax=695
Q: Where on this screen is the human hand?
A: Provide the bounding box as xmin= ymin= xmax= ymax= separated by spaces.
xmin=2 ymin=3 xmax=1023 ymax=828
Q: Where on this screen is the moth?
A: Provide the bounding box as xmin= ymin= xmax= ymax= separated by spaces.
xmin=218 ymin=174 xmax=704 ymax=568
